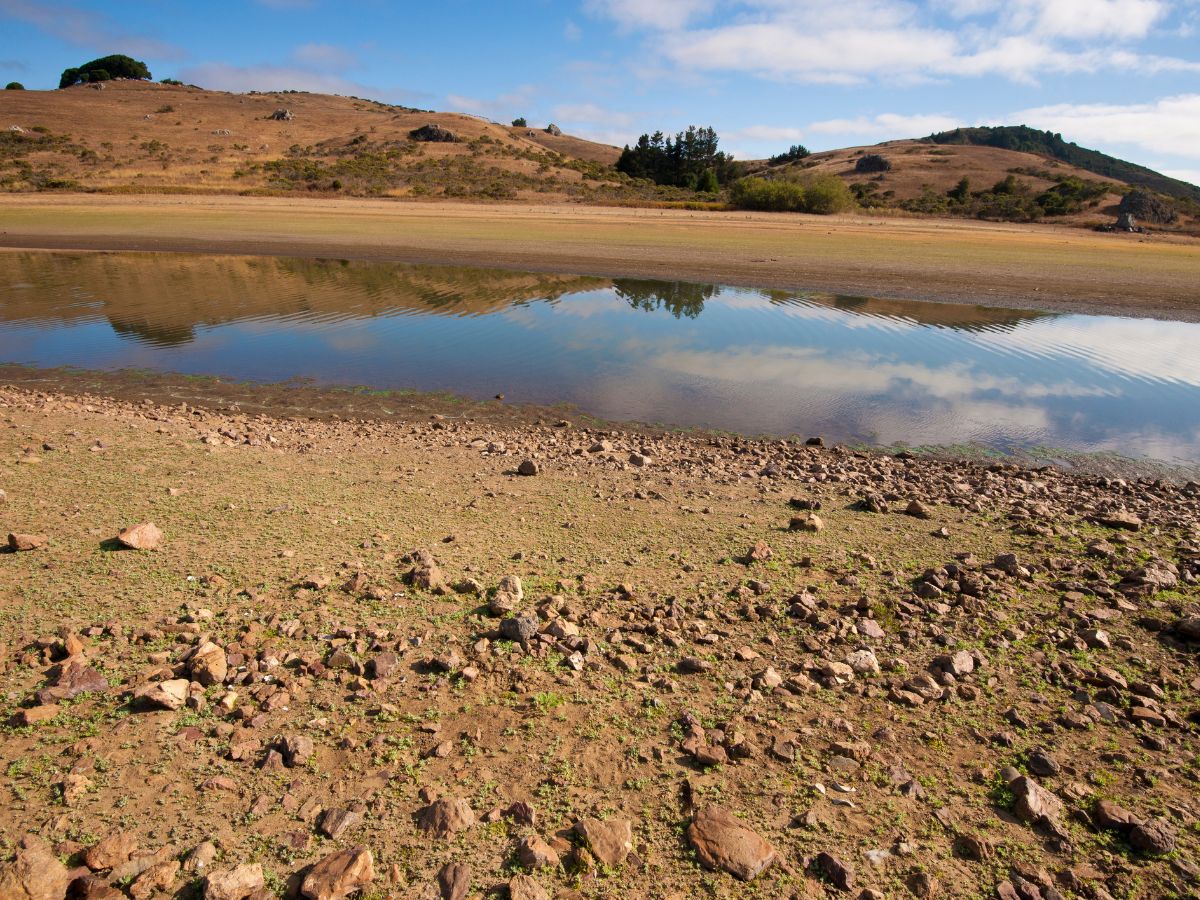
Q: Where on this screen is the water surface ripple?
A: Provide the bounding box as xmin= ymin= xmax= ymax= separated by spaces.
xmin=2 ymin=251 xmax=1199 ymax=465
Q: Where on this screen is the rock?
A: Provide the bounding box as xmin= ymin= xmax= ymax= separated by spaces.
xmin=748 ymin=541 xmax=772 ymax=562
xmin=544 ymin=124 xmax=562 ymax=136
xmin=129 ymin=860 xmax=179 ymax=900
xmin=318 ymin=807 xmax=360 ymax=839
xmin=1091 ymin=511 xmax=1142 ymax=531
xmin=282 ymin=734 xmax=314 ymax=767
xmin=905 ymin=500 xmax=932 ymax=519
xmin=300 ymin=847 xmax=374 ymax=900
xmin=417 ymin=798 xmax=475 ymax=839
xmin=1119 ymin=190 xmax=1177 ymax=225
xmin=789 ymin=514 xmax=824 ymax=532
xmin=686 ymin=805 xmax=777 ymax=881
xmin=183 ymin=842 xmax=218 ymax=874
xmin=501 ymin=613 xmax=539 ymax=643
xmin=1093 ymin=800 xmax=1141 ymax=832
xmin=269 ymin=108 xmax=293 ymax=121
xmin=409 ymin=123 xmax=457 ymax=142
xmin=116 ymin=522 xmax=162 ymax=550
xmin=517 ymin=836 xmax=560 ymax=869
xmin=813 ymin=851 xmax=855 ymax=891
xmin=189 ymin=642 xmax=227 ymax=686
xmin=933 ymin=650 xmax=975 ymax=677
xmin=133 ymin=679 xmax=190 ymax=711
xmin=204 ymin=863 xmax=264 ymax=900
xmin=574 ymin=817 xmax=633 ymax=868
xmin=7 ymin=533 xmax=47 ymax=551
xmin=84 ymin=832 xmax=138 ymax=871
xmin=405 ymin=548 xmax=446 ymax=592
xmin=846 ymin=649 xmax=881 ymax=675
xmin=517 ymin=459 xmax=540 ymax=476
xmin=1026 ymin=749 xmax=1060 ymax=778
xmin=437 ymin=862 xmax=471 ymax=900
xmin=1010 ymin=776 xmax=1063 ymax=826
xmin=368 ymin=651 xmax=398 ymax=680
xmin=1129 ymin=818 xmax=1177 ymax=856
xmin=37 ymin=657 xmax=109 ymax=703
xmin=508 ymin=874 xmax=549 ymax=900
xmin=0 ymin=835 xmax=71 ymax=900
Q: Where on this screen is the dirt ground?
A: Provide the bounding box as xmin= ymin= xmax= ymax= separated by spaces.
xmin=2 ymin=196 xmax=1199 ymax=321
xmin=0 ymin=380 xmax=1197 ymax=899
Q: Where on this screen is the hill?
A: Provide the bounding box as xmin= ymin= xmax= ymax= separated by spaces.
xmin=0 ymin=79 xmax=628 ymax=201
xmin=2 ymin=81 xmax=1197 ymax=230
xmin=926 ymin=125 xmax=1200 ymax=204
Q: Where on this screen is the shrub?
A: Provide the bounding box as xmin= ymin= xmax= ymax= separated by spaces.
xmin=5 ymin=82 xmax=24 ymax=90
xmin=59 ymin=54 xmax=151 ymax=88
xmin=696 ymin=168 xmax=719 ymax=193
xmin=801 ymin=173 xmax=855 ymax=214
xmin=161 ymin=78 xmax=183 ymax=86
xmin=512 ymin=117 xmax=527 ymax=128
xmin=855 ymin=153 xmax=891 ymax=173
xmin=729 ymin=177 xmax=806 ymax=211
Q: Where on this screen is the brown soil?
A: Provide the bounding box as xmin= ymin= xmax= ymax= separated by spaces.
xmin=2 ymin=196 xmax=1199 ymax=321
xmin=0 ymin=378 xmax=1198 ymax=900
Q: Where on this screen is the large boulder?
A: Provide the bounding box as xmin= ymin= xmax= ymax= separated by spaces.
xmin=409 ymin=123 xmax=457 ymax=143
xmin=268 ymin=108 xmax=293 ymax=121
xmin=300 ymin=847 xmax=374 ymax=900
xmin=1119 ymin=190 xmax=1177 ymax=225
xmin=686 ymin=805 xmax=777 ymax=881
xmin=0 ymin=835 xmax=71 ymax=900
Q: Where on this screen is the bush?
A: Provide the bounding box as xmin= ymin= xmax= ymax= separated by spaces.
xmin=161 ymin=78 xmax=183 ymax=86
xmin=730 ymin=177 xmax=806 ymax=211
xmin=696 ymin=168 xmax=719 ymax=193
xmin=5 ymin=82 xmax=24 ymax=90
xmin=511 ymin=117 xmax=527 ymax=128
xmin=801 ymin=173 xmax=855 ymax=214
xmin=59 ymin=54 xmax=151 ymax=88
xmin=855 ymin=154 xmax=891 ymax=173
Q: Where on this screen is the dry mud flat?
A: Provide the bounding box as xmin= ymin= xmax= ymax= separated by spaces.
xmin=0 ymin=384 xmax=1198 ymax=899
xmin=3 ymin=196 xmax=1200 ymax=321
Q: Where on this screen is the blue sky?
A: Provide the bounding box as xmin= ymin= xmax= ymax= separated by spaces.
xmin=2 ymin=0 xmax=1199 ymax=184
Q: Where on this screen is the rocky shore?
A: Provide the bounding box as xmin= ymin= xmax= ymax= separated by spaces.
xmin=1 ymin=384 xmax=1198 ymax=899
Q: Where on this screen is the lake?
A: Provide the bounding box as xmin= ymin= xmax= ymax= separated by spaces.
xmin=2 ymin=250 xmax=1199 ymax=466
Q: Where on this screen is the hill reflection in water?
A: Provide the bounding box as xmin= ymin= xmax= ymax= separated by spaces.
xmin=1 ymin=251 xmax=1197 ymax=465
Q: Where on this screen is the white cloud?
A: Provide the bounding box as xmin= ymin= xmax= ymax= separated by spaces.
xmin=551 ymin=103 xmax=634 ymax=128
xmin=290 ymin=43 xmax=358 ymax=72
xmin=446 ymin=86 xmax=538 ymax=120
xmin=807 ymin=112 xmax=962 ymax=137
xmin=1161 ymin=168 xmax=1200 ymax=187
xmin=585 ymin=0 xmax=715 ymax=30
xmin=724 ymin=125 xmax=807 ymax=142
xmin=595 ymin=0 xmax=1199 ymax=84
xmin=0 ymin=0 xmax=183 ymax=59
xmin=1012 ymin=94 xmax=1200 ymax=159
xmin=176 ymin=62 xmax=372 ymax=97
xmin=564 ymin=20 xmax=583 ymax=41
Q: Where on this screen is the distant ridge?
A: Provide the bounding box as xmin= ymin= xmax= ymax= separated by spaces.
xmin=924 ymin=126 xmax=1200 ymax=203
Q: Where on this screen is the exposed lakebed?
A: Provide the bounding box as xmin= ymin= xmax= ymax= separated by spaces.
xmin=2 ymin=250 xmax=1199 ymax=466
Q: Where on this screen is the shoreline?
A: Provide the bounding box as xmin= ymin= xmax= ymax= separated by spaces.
xmin=2 ymin=195 xmax=1200 ymax=321
xmin=4 ymin=363 xmax=1198 ymax=483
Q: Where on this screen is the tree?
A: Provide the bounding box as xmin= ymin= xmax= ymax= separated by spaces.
xmin=511 ymin=117 xmax=527 ymax=128
xmin=4 ymin=82 xmax=24 ymax=90
xmin=616 ymin=125 xmax=739 ymax=189
xmin=696 ymin=168 xmax=719 ymax=193
xmin=59 ymin=54 xmax=152 ymax=88
xmin=768 ymin=144 xmax=810 ymax=166
xmin=947 ymin=177 xmax=971 ymax=203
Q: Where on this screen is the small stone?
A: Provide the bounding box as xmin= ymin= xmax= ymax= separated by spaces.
xmin=813 ymin=851 xmax=855 ymax=891
xmin=574 ymin=817 xmax=633 ymax=868
xmin=318 ymin=807 xmax=360 ymax=840
xmin=517 ymin=460 xmax=540 ymax=476
xmin=189 ymin=642 xmax=228 ymax=686
xmin=789 ymin=514 xmax=824 ymax=532
xmin=418 ymin=798 xmax=475 ymax=839
xmin=905 ymin=500 xmax=933 ymax=519
xmin=7 ymin=533 xmax=47 ymax=552
xmin=1129 ymin=818 xmax=1177 ymax=856
xmin=517 ymin=836 xmax=560 ymax=870
xmin=1010 ymin=776 xmax=1063 ymax=826
xmin=84 ymin=832 xmax=138 ymax=871
xmin=204 ymin=863 xmax=264 ymax=900
xmin=116 ymin=522 xmax=162 ymax=551
xmin=300 ymin=847 xmax=374 ymax=900
xmin=508 ymin=874 xmax=549 ymax=900
xmin=437 ymin=862 xmax=471 ymax=900
xmin=133 ymin=679 xmax=190 ymax=711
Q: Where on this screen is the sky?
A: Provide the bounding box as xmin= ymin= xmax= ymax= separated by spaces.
xmin=2 ymin=0 xmax=1199 ymax=185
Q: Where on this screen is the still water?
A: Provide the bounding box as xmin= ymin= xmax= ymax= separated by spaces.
xmin=2 ymin=251 xmax=1199 ymax=464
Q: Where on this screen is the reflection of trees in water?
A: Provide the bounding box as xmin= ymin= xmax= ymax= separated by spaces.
xmin=762 ymin=289 xmax=1054 ymax=333
xmin=108 ymin=320 xmax=196 ymax=347
xmin=612 ymin=279 xmax=718 ymax=320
